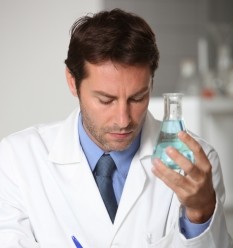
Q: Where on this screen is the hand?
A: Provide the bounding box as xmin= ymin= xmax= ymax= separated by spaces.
xmin=152 ymin=131 xmax=216 ymax=224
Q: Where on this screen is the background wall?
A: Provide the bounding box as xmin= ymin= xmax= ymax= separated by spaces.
xmin=0 ymin=0 xmax=103 ymax=138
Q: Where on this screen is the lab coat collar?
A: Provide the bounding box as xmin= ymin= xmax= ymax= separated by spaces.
xmin=48 ymin=108 xmax=81 ymax=164
xmin=138 ymin=110 xmax=161 ymax=160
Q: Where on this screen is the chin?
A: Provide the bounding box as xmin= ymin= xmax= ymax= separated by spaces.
xmin=104 ymin=141 xmax=133 ymax=152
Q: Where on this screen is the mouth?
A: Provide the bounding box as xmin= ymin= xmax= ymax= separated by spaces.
xmin=109 ymin=131 xmax=133 ymax=139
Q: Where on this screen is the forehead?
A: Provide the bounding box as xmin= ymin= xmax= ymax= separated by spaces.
xmin=84 ymin=61 xmax=151 ymax=84
xmin=80 ymin=62 xmax=151 ymax=97
xmin=79 ymin=62 xmax=152 ymax=99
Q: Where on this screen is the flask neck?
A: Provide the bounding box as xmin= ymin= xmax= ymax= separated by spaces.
xmin=163 ymin=93 xmax=183 ymax=120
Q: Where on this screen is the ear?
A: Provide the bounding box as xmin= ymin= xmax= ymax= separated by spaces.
xmin=65 ymin=67 xmax=78 ymax=97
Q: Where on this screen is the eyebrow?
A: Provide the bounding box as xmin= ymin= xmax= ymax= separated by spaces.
xmin=93 ymin=86 xmax=150 ymax=99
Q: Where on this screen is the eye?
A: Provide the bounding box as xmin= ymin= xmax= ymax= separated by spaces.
xmin=130 ymin=91 xmax=149 ymax=103
xmin=130 ymin=96 xmax=146 ymax=103
xmin=98 ymin=98 xmax=113 ymax=105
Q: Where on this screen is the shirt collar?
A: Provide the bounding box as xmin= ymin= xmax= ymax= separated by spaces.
xmin=78 ymin=113 xmax=141 ymax=179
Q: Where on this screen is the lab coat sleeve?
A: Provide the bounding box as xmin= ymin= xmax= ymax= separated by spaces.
xmin=172 ymin=146 xmax=233 ymax=248
xmin=0 ymin=138 xmax=40 ymax=248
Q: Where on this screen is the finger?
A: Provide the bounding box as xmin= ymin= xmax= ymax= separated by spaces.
xmin=165 ymin=146 xmax=201 ymax=181
xmin=178 ymin=131 xmax=210 ymax=170
xmin=152 ymin=158 xmax=189 ymax=193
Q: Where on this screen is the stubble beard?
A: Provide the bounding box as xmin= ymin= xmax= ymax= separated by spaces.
xmin=80 ymin=106 xmax=141 ymax=152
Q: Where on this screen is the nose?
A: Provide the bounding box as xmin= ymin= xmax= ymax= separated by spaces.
xmin=115 ymin=101 xmax=131 ymax=129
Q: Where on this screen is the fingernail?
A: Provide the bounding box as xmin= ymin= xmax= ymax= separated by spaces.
xmin=166 ymin=146 xmax=174 ymax=154
xmin=178 ymin=131 xmax=185 ymax=138
xmin=153 ymin=158 xmax=160 ymax=165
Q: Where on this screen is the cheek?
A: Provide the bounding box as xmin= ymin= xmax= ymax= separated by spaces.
xmin=131 ymin=103 xmax=148 ymax=123
xmin=80 ymin=95 xmax=100 ymax=115
xmin=82 ymin=101 xmax=112 ymax=127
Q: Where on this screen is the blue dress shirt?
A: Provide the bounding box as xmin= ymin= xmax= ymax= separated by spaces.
xmin=78 ymin=113 xmax=210 ymax=238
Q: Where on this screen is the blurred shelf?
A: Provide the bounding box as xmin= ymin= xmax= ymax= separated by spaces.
xmin=201 ymin=97 xmax=233 ymax=114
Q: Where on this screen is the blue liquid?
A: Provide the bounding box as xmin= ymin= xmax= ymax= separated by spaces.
xmin=152 ymin=120 xmax=194 ymax=170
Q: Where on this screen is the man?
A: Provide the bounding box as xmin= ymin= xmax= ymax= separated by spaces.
xmin=0 ymin=8 xmax=232 ymax=248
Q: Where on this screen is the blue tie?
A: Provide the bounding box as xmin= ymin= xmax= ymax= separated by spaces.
xmin=94 ymin=154 xmax=118 ymax=223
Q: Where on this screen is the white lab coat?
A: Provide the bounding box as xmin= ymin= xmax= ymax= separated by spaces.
xmin=0 ymin=108 xmax=232 ymax=248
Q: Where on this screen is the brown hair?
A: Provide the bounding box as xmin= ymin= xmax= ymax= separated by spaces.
xmin=64 ymin=8 xmax=159 ymax=92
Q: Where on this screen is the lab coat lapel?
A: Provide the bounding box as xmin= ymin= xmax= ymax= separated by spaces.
xmin=70 ymin=153 xmax=115 ymax=226
xmin=64 ymin=155 xmax=116 ymax=247
xmin=114 ymin=152 xmax=147 ymax=227
xmin=113 ymin=111 xmax=161 ymax=229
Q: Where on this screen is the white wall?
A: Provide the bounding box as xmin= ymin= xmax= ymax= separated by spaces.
xmin=0 ymin=0 xmax=103 ymax=139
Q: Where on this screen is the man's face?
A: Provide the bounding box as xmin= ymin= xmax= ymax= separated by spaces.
xmin=79 ymin=61 xmax=152 ymax=152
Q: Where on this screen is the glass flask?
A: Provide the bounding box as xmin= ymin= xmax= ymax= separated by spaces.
xmin=152 ymin=93 xmax=194 ymax=170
